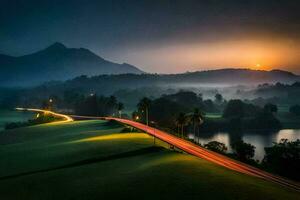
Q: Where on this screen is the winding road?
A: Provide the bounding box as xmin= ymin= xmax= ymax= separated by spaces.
xmin=16 ymin=108 xmax=300 ymax=191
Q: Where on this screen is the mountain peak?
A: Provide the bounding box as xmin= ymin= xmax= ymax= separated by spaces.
xmin=46 ymin=42 xmax=67 ymax=50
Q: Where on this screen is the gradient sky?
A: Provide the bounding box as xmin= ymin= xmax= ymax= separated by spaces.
xmin=1 ymin=0 xmax=300 ymax=73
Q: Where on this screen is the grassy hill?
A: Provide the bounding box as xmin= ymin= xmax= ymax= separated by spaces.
xmin=0 ymin=120 xmax=298 ymax=199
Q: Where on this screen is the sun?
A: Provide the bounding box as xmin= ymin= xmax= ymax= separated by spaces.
xmin=256 ymin=63 xmax=261 ymax=68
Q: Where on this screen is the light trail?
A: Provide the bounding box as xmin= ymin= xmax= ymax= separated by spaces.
xmin=103 ymin=117 xmax=300 ymax=191
xmin=16 ymin=108 xmax=300 ymax=191
xmin=15 ymin=108 xmax=73 ymax=122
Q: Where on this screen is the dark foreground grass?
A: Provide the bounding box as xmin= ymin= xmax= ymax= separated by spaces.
xmin=0 ymin=120 xmax=299 ymax=200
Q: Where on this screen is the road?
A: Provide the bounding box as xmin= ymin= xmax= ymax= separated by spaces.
xmin=16 ymin=108 xmax=300 ymax=191
xmin=106 ymin=117 xmax=300 ymax=191
xmin=16 ymin=108 xmax=73 ymax=122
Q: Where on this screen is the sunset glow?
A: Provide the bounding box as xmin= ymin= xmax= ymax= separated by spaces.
xmin=122 ymin=37 xmax=299 ymax=73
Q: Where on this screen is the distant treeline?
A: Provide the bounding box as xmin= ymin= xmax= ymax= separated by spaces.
xmin=131 ymin=91 xmax=282 ymax=134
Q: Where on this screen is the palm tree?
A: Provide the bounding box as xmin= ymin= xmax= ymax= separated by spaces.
xmin=107 ymin=95 xmax=117 ymax=116
xmin=117 ymin=102 xmax=124 ymax=118
xmin=175 ymin=112 xmax=188 ymax=138
xmin=137 ymin=97 xmax=151 ymax=125
xmin=190 ymin=108 xmax=204 ymax=143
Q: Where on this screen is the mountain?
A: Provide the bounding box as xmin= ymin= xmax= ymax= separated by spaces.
xmin=0 ymin=42 xmax=144 ymax=86
xmin=21 ymin=68 xmax=299 ymax=96
xmin=82 ymin=68 xmax=299 ymax=87
xmin=167 ymin=68 xmax=300 ymax=85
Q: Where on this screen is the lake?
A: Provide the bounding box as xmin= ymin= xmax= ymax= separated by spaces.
xmin=188 ymin=129 xmax=300 ymax=161
xmin=0 ymin=109 xmax=35 ymax=131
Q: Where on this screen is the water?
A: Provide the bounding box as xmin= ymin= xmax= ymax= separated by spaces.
xmin=188 ymin=129 xmax=300 ymax=161
xmin=0 ymin=109 xmax=35 ymax=131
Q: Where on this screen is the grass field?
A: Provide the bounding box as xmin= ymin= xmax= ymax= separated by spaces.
xmin=0 ymin=120 xmax=299 ymax=200
xmin=0 ymin=109 xmax=34 ymax=131
xmin=205 ymin=112 xmax=222 ymax=119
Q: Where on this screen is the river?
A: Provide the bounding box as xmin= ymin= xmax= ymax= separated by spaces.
xmin=188 ymin=129 xmax=300 ymax=161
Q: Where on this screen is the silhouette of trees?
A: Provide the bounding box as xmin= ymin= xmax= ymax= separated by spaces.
xmin=189 ymin=108 xmax=204 ymax=142
xmin=223 ymin=99 xmax=245 ymax=118
xmin=74 ymin=94 xmax=123 ymax=117
xmin=175 ymin=112 xmax=188 ymax=138
xmin=290 ymin=105 xmax=300 ymax=116
xmin=231 ymin=140 xmax=255 ymax=162
xmin=117 ymin=102 xmax=124 ymax=118
xmin=264 ymin=103 xmax=278 ymax=113
xmin=137 ymin=97 xmax=152 ymax=125
xmin=263 ymin=139 xmax=300 ymax=181
xmin=214 ymin=93 xmax=223 ymax=104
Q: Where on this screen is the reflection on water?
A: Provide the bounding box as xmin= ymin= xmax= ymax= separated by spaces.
xmin=188 ymin=129 xmax=300 ymax=161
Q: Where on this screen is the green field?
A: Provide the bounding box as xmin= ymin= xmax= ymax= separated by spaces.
xmin=0 ymin=120 xmax=299 ymax=200
xmin=0 ymin=109 xmax=35 ymax=131
xmin=205 ymin=112 xmax=222 ymax=119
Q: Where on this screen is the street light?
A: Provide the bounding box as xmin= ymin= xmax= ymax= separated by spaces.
xmin=48 ymin=98 xmax=53 ymax=111
xmin=150 ymin=121 xmax=156 ymax=145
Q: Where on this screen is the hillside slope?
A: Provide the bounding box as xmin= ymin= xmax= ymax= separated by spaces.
xmin=0 ymin=120 xmax=298 ymax=199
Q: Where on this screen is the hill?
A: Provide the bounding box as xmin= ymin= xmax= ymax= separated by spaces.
xmin=0 ymin=42 xmax=144 ymax=86
xmin=28 ymin=68 xmax=300 ymax=94
xmin=0 ymin=120 xmax=298 ymax=199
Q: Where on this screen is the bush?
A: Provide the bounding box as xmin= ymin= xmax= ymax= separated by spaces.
xmin=120 ymin=126 xmax=141 ymax=133
xmin=204 ymin=141 xmax=227 ymax=153
xmin=262 ymin=139 xmax=300 ymax=181
xmin=231 ymin=140 xmax=255 ymax=162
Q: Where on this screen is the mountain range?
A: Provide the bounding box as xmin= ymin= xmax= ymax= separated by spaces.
xmin=0 ymin=42 xmax=144 ymax=86
xmin=0 ymin=42 xmax=299 ymax=87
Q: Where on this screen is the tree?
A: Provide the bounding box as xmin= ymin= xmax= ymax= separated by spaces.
xmin=204 ymin=141 xmax=228 ymax=153
xmin=223 ymin=99 xmax=245 ymax=118
xmin=203 ymin=99 xmax=216 ymax=112
xmin=175 ymin=112 xmax=188 ymax=138
xmin=189 ymin=108 xmax=204 ymax=142
xmin=231 ymin=140 xmax=255 ymax=161
xmin=263 ymin=139 xmax=300 ymax=181
xmin=289 ymin=105 xmax=300 ymax=116
xmin=250 ymin=110 xmax=281 ymax=130
xmin=117 ymin=102 xmax=124 ymax=118
xmin=107 ymin=95 xmax=117 ymax=115
xmin=137 ymin=97 xmax=152 ymax=125
xmin=215 ymin=93 xmax=223 ymax=104
xmin=148 ymin=97 xmax=187 ymax=129
xmin=264 ymin=103 xmax=278 ymax=113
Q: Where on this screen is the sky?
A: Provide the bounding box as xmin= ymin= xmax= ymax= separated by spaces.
xmin=1 ymin=0 xmax=300 ymax=74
